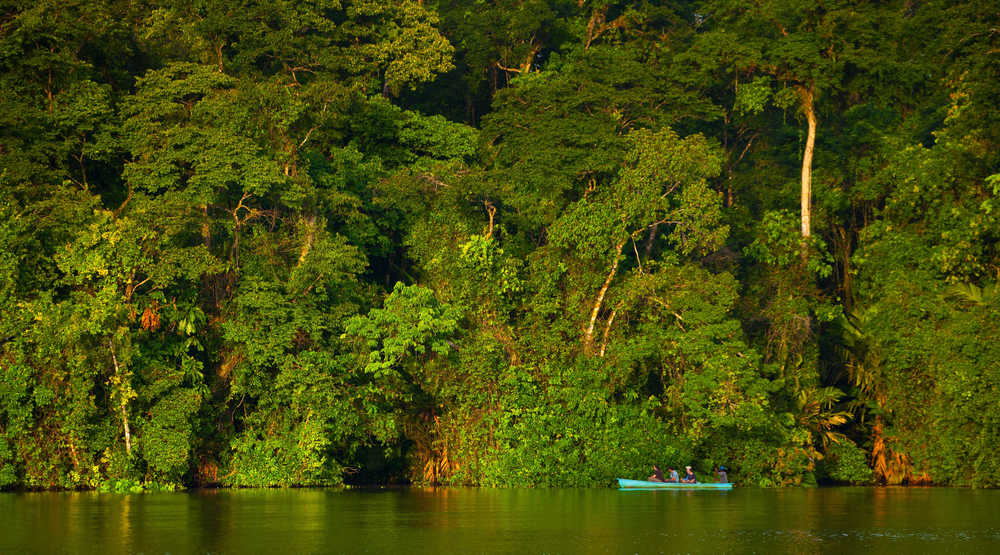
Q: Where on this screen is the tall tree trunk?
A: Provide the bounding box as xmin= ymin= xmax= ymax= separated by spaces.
xmin=584 ymin=238 xmax=626 ymax=354
xmin=297 ymin=214 xmax=317 ymax=267
xmin=598 ymin=300 xmax=624 ymax=358
xmin=110 ymin=341 xmax=131 ymax=455
xmin=799 ymin=86 xmax=817 ymax=239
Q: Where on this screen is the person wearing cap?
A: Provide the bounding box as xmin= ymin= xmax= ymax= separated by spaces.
xmin=715 ymin=466 xmax=728 ymax=483
xmin=680 ymin=465 xmax=697 ymax=483
xmin=666 ymin=466 xmax=679 ymax=483
xmin=648 ymin=464 xmax=665 ymax=482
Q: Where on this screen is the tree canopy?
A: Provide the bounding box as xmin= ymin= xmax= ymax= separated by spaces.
xmin=1 ymin=0 xmax=998 ymax=490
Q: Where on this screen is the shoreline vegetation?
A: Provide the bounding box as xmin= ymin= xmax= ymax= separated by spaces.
xmin=1 ymin=0 xmax=998 ymax=491
xmin=2 ymin=481 xmax=986 ymax=494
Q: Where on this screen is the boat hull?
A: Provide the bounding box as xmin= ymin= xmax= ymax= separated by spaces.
xmin=617 ymin=478 xmax=732 ymax=490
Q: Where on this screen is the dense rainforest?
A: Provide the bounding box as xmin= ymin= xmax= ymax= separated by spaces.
xmin=1 ymin=0 xmax=997 ymax=491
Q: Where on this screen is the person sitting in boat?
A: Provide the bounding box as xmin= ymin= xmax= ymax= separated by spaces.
xmin=647 ymin=464 xmax=665 ymax=482
xmin=681 ymin=465 xmax=698 ymax=483
xmin=666 ymin=466 xmax=679 ymax=482
xmin=715 ymin=466 xmax=728 ymax=483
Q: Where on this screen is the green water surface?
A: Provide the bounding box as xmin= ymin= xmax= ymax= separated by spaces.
xmin=3 ymin=487 xmax=999 ymax=553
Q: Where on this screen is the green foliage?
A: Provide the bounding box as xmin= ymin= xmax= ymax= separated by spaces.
xmin=346 ymin=283 xmax=462 ymax=378
xmin=745 ymin=210 xmax=832 ymax=278
xmin=817 ymin=441 xmax=873 ymax=485
xmin=1 ymin=0 xmax=998 ymax=491
xmin=97 ymin=479 xmax=180 ymax=493
xmin=140 ymin=389 xmax=202 ymax=481
xmin=734 ymin=77 xmax=773 ymax=116
xmin=483 ymin=387 xmax=689 ymax=487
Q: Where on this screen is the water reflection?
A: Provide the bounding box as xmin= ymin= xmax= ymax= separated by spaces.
xmin=3 ymin=487 xmax=1000 ymax=553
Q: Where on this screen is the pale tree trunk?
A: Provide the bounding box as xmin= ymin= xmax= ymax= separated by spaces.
xmin=598 ymin=300 xmax=624 ymax=358
xmin=584 ymin=238 xmax=626 ymax=354
xmin=484 ymin=201 xmax=496 ymax=239
xmin=109 ymin=341 xmax=131 ymax=455
xmin=799 ymin=86 xmax=817 ymax=239
xmin=297 ymin=215 xmax=317 ymax=267
xmin=214 ymin=41 xmax=224 ymax=72
xmin=522 ymin=40 xmax=540 ymax=73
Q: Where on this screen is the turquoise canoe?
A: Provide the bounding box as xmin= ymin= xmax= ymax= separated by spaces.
xmin=617 ymin=478 xmax=732 ymax=490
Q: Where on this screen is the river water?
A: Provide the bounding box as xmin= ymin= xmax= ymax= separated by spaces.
xmin=3 ymin=486 xmax=999 ymax=553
